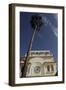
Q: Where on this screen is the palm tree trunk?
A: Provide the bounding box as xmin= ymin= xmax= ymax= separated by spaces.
xmin=22 ymin=27 xmax=37 ymax=77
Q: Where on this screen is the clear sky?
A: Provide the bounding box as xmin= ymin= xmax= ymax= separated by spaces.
xmin=20 ymin=12 xmax=58 ymax=61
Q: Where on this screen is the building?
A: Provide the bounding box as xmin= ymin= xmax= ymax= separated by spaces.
xmin=20 ymin=50 xmax=57 ymax=77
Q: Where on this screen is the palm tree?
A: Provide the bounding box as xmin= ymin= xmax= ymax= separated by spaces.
xmin=22 ymin=15 xmax=43 ymax=77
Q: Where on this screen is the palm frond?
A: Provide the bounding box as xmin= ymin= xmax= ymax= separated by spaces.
xmin=30 ymin=15 xmax=43 ymax=31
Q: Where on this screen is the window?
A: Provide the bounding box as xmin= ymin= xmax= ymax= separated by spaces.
xmin=47 ymin=65 xmax=54 ymax=72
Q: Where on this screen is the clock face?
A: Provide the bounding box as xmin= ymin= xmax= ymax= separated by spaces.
xmin=34 ymin=66 xmax=41 ymax=73
xmin=26 ymin=57 xmax=43 ymax=76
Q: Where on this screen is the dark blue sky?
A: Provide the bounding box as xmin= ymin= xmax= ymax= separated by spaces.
xmin=20 ymin=12 xmax=58 ymax=61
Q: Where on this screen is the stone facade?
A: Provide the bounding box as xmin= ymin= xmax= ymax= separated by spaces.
xmin=20 ymin=50 xmax=57 ymax=77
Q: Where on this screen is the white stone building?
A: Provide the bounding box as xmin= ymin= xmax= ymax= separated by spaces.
xmin=20 ymin=50 xmax=57 ymax=77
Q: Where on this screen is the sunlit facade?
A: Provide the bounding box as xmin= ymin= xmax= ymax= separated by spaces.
xmin=20 ymin=50 xmax=57 ymax=77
